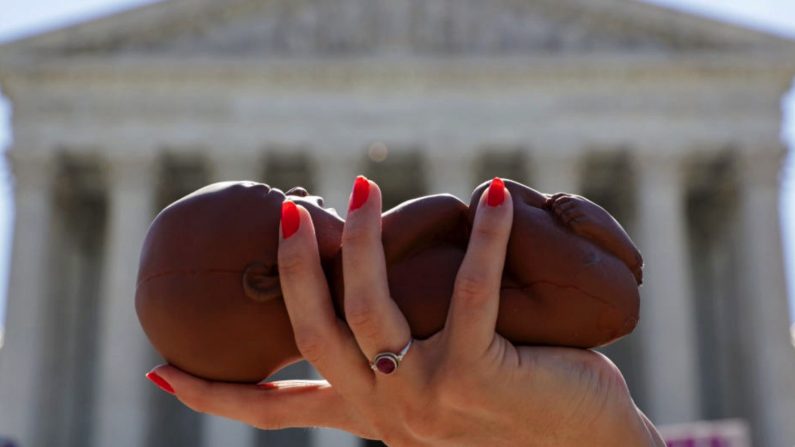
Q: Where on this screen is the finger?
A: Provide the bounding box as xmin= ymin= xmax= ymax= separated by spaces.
xmin=278 ymin=201 xmax=373 ymax=393
xmin=151 ymin=365 xmax=372 ymax=436
xmin=446 ymin=177 xmax=513 ymax=357
xmin=343 ymin=176 xmax=412 ymax=362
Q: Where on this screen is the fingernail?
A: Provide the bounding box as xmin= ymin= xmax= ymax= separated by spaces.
xmin=348 ymin=175 xmax=370 ymax=212
xmin=258 ymin=382 xmax=278 ymax=390
xmin=146 ymin=370 xmax=175 ymax=394
xmin=487 ymin=177 xmax=505 ymax=207
xmin=282 ymin=200 xmax=300 ymax=239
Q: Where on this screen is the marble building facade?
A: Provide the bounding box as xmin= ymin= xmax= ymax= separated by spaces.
xmin=1 ymin=0 xmax=795 ymax=446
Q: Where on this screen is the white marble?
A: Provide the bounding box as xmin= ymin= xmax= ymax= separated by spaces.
xmin=0 ymin=153 xmax=55 ymax=446
xmin=531 ymin=150 xmax=581 ymax=194
xmin=313 ymin=151 xmax=362 ymax=215
xmin=92 ymin=152 xmax=158 ymax=447
xmin=210 ymin=151 xmax=264 ymax=183
xmin=634 ymin=152 xmax=701 ymax=424
xmin=736 ymin=150 xmax=795 ymax=447
xmin=426 ymin=150 xmax=477 ymax=203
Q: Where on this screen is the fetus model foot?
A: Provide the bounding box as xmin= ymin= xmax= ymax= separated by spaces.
xmin=546 ymin=193 xmax=644 ymax=284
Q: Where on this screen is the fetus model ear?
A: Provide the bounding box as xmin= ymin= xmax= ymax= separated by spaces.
xmin=242 ymin=262 xmax=282 ymax=302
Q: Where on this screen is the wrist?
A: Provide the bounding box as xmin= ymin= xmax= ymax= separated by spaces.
xmin=594 ymin=403 xmax=664 ymax=447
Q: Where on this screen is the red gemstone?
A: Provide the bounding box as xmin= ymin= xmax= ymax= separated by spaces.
xmin=375 ymin=357 xmax=397 ymax=374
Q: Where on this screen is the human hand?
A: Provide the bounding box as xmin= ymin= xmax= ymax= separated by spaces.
xmin=147 ymin=177 xmax=664 ymax=447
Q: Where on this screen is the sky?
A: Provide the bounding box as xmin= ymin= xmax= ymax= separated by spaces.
xmin=0 ymin=0 xmax=794 ymax=328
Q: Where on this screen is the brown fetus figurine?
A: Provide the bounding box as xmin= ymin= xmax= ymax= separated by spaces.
xmin=136 ymin=178 xmax=643 ymax=383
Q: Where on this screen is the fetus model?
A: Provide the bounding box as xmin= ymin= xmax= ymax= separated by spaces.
xmin=136 ymin=179 xmax=643 ymax=382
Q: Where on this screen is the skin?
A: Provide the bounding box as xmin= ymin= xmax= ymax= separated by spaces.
xmin=149 ymin=178 xmax=663 ymax=446
xmin=136 ymin=179 xmax=642 ymax=382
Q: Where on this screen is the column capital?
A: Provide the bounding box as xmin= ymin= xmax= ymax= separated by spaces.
xmin=529 ymin=149 xmax=582 ymax=194
xmin=103 ymin=150 xmax=158 ymax=166
xmin=425 ymin=146 xmax=479 ymax=162
xmin=634 ymin=150 xmax=686 ymax=186
xmin=313 ymin=148 xmax=363 ymax=167
xmin=530 ymin=147 xmax=581 ymax=161
xmin=102 ymin=151 xmax=158 ymax=189
xmin=206 ymin=150 xmax=263 ymax=182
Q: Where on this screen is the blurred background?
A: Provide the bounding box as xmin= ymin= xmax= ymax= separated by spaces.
xmin=1 ymin=0 xmax=794 ymax=446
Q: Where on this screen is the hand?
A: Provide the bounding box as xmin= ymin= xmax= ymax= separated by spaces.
xmin=149 ymin=177 xmax=664 ymax=447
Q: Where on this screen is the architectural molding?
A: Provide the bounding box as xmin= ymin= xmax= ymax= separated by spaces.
xmin=1 ymin=0 xmax=793 ymax=60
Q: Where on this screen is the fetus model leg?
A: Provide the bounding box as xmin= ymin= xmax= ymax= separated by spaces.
xmin=546 ymin=193 xmax=643 ymax=285
xmin=469 ymin=180 xmax=641 ymax=348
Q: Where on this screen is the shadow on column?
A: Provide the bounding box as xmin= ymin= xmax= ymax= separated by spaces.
xmin=38 ymin=155 xmax=107 ymax=447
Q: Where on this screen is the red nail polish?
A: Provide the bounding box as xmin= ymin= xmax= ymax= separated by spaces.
xmin=349 ymin=175 xmax=370 ymax=211
xmin=487 ymin=177 xmax=505 ymax=207
xmin=146 ymin=371 xmax=175 ymax=394
xmin=281 ymin=200 xmax=300 ymax=239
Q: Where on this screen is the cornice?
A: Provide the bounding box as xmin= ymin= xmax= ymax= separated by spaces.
xmin=2 ymin=53 xmax=794 ymax=92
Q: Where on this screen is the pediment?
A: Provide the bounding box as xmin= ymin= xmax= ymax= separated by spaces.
xmin=2 ymin=0 xmax=793 ymax=59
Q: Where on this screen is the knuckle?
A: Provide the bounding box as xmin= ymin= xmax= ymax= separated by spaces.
xmin=277 ymin=251 xmax=305 ymax=278
xmin=341 ymin=223 xmax=379 ymax=247
xmin=292 ymin=329 xmax=328 ymax=363
xmin=454 ymin=272 xmax=490 ymax=304
xmin=251 ymin=411 xmax=288 ymax=431
xmin=345 ymin=299 xmax=379 ymax=335
xmin=470 ymin=219 xmax=503 ymax=242
xmin=178 ymin=382 xmax=214 ymax=414
xmin=342 ymin=215 xmax=376 ymax=243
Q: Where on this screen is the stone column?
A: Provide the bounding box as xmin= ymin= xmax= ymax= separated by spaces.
xmin=426 ymin=150 xmax=476 ymax=203
xmin=531 ymin=150 xmax=581 ymax=194
xmin=736 ymin=150 xmax=795 ymax=447
xmin=634 ymin=152 xmax=701 ymax=423
xmin=92 ymin=152 xmax=157 ymax=447
xmin=314 ymin=151 xmax=361 ymax=214
xmin=201 ymin=151 xmax=261 ymax=447
xmin=310 ymin=149 xmax=361 ymax=447
xmin=209 ymin=151 xmax=263 ymax=183
xmin=0 ymin=151 xmax=55 ymax=447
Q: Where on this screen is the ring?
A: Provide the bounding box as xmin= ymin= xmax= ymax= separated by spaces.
xmin=370 ymin=338 xmax=413 ymax=375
